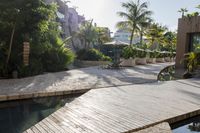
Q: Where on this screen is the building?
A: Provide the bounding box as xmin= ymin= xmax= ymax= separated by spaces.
xmin=45 ymin=0 xmax=86 ymax=50
xmin=175 ymin=16 xmax=200 ymax=77
xmin=113 ymin=30 xmax=140 ymax=44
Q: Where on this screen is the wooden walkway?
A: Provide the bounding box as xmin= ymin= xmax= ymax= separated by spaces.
xmin=24 ymin=78 xmax=200 ymax=133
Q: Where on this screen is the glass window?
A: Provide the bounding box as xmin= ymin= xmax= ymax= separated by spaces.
xmin=189 ymin=33 xmax=200 ymax=52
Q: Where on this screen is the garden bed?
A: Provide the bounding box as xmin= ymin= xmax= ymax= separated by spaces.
xmin=120 ymin=58 xmax=135 ymax=67
xmin=135 ymin=58 xmax=147 ymax=65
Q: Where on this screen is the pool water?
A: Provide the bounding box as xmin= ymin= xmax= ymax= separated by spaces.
xmin=171 ymin=115 xmax=200 ymax=133
xmin=0 ymin=95 xmax=79 ymax=133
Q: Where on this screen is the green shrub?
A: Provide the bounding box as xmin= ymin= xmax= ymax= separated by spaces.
xmin=162 ymin=52 xmax=171 ymax=57
xmin=136 ymin=49 xmax=147 ymax=58
xmin=122 ymin=46 xmax=136 ymax=59
xmin=149 ymin=51 xmax=157 ymax=58
xmin=18 ymin=59 xmax=44 ymax=77
xmin=76 ymin=49 xmax=111 ymax=61
xmin=184 ymin=52 xmax=200 ymax=72
xmin=155 ymin=51 xmax=165 ymax=58
xmin=42 ymin=48 xmax=75 ymax=72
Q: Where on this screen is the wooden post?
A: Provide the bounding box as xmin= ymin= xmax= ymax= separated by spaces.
xmin=23 ymin=42 xmax=30 ymax=66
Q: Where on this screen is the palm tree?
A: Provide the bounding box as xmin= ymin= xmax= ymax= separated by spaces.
xmin=117 ymin=0 xmax=153 ymax=45
xmin=137 ymin=17 xmax=152 ymax=44
xmin=163 ymin=31 xmax=177 ymax=51
xmin=77 ymin=20 xmax=98 ymax=49
xmin=178 ymin=8 xmax=188 ymax=17
xmin=146 ymin=23 xmax=167 ymax=50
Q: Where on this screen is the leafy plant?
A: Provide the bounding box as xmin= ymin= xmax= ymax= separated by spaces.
xmin=42 ymin=47 xmax=75 ymax=72
xmin=0 ymin=0 xmax=75 ymax=78
xmin=155 ymin=51 xmax=165 ymax=58
xmin=184 ymin=52 xmax=200 ymax=72
xmin=149 ymin=51 xmax=157 ymax=58
xmin=122 ymin=46 xmax=136 ymax=59
xmin=116 ymin=0 xmax=152 ymax=45
xmin=136 ymin=49 xmax=147 ymax=58
xmin=76 ymin=48 xmax=112 ymax=61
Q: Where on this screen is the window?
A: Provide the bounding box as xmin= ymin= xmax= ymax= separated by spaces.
xmin=189 ymin=33 xmax=200 ymax=52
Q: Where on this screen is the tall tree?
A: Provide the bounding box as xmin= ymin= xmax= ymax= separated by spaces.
xmin=146 ymin=23 xmax=167 ymax=50
xmin=77 ymin=20 xmax=98 ymax=49
xmin=0 ymin=0 xmax=74 ymax=77
xmin=137 ymin=17 xmax=152 ymax=44
xmin=116 ymin=0 xmax=152 ymax=45
xmin=163 ymin=31 xmax=177 ymax=51
xmin=178 ymin=8 xmax=188 ymax=17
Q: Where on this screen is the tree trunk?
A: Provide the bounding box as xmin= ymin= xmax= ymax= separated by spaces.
xmin=130 ymin=27 xmax=135 ymax=45
xmin=140 ymin=31 xmax=143 ymax=44
xmin=6 ymin=23 xmax=16 ymax=69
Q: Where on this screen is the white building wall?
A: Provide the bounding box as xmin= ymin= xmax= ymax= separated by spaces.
xmin=114 ymin=30 xmax=140 ymax=44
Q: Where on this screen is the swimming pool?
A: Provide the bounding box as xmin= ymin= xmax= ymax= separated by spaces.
xmin=171 ymin=115 xmax=200 ymax=133
xmin=0 ymin=94 xmax=80 ymax=133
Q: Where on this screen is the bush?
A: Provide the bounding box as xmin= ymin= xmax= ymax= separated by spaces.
xmin=136 ymin=49 xmax=147 ymax=58
xmin=149 ymin=51 xmax=157 ymax=58
xmin=184 ymin=52 xmax=200 ymax=72
xmin=77 ymin=48 xmax=112 ymax=61
xmin=42 ymin=48 xmax=75 ymax=72
xmin=18 ymin=58 xmax=44 ymax=77
xmin=155 ymin=51 xmax=165 ymax=58
xmin=122 ymin=46 xmax=136 ymax=59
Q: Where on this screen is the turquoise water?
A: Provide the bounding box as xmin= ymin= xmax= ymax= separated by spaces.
xmin=0 ymin=95 xmax=79 ymax=133
xmin=172 ymin=115 xmax=200 ymax=133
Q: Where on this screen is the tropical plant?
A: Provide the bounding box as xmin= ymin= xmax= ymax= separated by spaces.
xmin=149 ymin=51 xmax=157 ymax=58
xmin=155 ymin=51 xmax=165 ymax=58
xmin=0 ymin=0 xmax=74 ymax=78
xmin=137 ymin=16 xmax=152 ymax=44
xmin=116 ymin=0 xmax=153 ymax=45
xmin=76 ymin=48 xmax=112 ymax=61
xmin=178 ymin=8 xmax=188 ymax=17
xmin=136 ymin=49 xmax=147 ymax=58
xmin=96 ymin=27 xmax=112 ymax=44
xmin=162 ymin=31 xmax=177 ymax=51
xmin=122 ymin=46 xmax=136 ymax=59
xmin=146 ymin=23 xmax=167 ymax=49
xmin=184 ymin=52 xmax=200 ymax=72
xmin=42 ymin=47 xmax=75 ymax=72
xmin=77 ymin=20 xmax=98 ymax=49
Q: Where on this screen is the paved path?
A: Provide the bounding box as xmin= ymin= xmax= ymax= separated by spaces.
xmin=0 ymin=63 xmax=172 ymax=101
xmin=24 ymin=78 xmax=200 ymax=133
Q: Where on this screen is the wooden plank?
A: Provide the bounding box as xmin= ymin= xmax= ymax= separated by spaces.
xmin=24 ymin=78 xmax=200 ymax=132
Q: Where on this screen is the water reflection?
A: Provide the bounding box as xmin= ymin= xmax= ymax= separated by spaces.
xmin=172 ymin=115 xmax=200 ymax=133
xmin=0 ymin=95 xmax=78 ymax=133
xmin=188 ymin=122 xmax=200 ymax=132
xmin=190 ymin=34 xmax=200 ymax=52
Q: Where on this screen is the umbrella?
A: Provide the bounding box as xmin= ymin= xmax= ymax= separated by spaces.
xmin=104 ymin=40 xmax=129 ymax=65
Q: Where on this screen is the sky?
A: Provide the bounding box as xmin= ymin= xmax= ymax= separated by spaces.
xmin=67 ymin=0 xmax=199 ymax=33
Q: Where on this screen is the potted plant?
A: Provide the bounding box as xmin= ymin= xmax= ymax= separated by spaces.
xmin=135 ymin=49 xmax=147 ymax=65
xmin=147 ymin=50 xmax=156 ymax=64
xmin=156 ymin=51 xmax=165 ymax=63
xmin=120 ymin=46 xmax=136 ymax=67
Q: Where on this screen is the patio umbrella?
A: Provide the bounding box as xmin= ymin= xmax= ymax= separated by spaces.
xmin=104 ymin=40 xmax=129 ymax=65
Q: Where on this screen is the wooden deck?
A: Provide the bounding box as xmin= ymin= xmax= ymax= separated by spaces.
xmin=24 ymin=78 xmax=200 ymax=133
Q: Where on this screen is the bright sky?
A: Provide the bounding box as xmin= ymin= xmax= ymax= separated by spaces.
xmin=67 ymin=0 xmax=199 ymax=33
